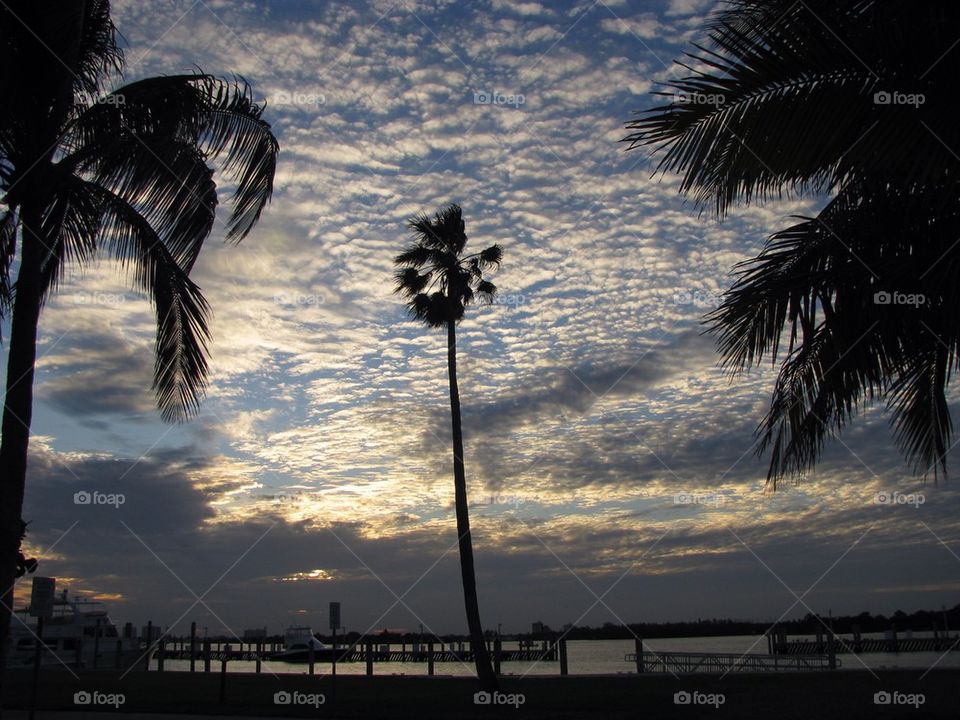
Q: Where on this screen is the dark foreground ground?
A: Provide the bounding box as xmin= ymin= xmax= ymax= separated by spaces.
xmin=1 ymin=668 xmax=956 ymax=719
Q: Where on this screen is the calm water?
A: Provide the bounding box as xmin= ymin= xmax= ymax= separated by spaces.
xmin=149 ymin=634 xmax=960 ymax=676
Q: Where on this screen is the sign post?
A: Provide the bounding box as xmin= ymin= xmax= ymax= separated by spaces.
xmin=329 ymin=602 xmax=340 ymax=676
xmin=329 ymin=602 xmax=340 ymax=706
xmin=29 ymin=577 xmax=56 ymax=720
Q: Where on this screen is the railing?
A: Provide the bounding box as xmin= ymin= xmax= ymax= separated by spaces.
xmin=624 ymin=650 xmax=839 ymax=673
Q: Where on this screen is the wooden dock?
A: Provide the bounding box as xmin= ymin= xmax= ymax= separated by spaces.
xmin=155 ymin=645 xmax=557 ymax=663
xmin=775 ymin=636 xmax=959 ymax=655
xmin=152 ymin=638 xmax=558 ymax=665
xmin=625 ymin=651 xmax=839 ymax=673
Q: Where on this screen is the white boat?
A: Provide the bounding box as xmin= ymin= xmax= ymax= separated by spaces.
xmin=7 ymin=588 xmax=142 ymax=669
xmin=270 ymin=625 xmax=330 ymax=662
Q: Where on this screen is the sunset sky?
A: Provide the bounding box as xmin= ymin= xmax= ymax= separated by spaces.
xmin=8 ymin=0 xmax=960 ymax=638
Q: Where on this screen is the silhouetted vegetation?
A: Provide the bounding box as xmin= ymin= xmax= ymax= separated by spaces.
xmin=625 ymin=0 xmax=960 ymax=484
xmin=0 ymin=0 xmax=278 ymax=673
xmin=394 ymin=203 xmax=503 ymax=690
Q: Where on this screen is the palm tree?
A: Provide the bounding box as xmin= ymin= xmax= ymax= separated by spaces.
xmin=623 ymin=0 xmax=960 ymax=484
xmin=0 ymin=0 xmax=278 ymax=667
xmin=394 ymin=203 xmax=501 ymax=690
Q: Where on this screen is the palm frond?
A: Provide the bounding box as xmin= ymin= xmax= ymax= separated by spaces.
xmin=36 ymin=173 xmax=103 ymax=303
xmin=62 ymin=73 xmax=278 ymax=243
xmin=81 ymin=181 xmax=212 ymax=422
xmin=477 ymin=244 xmax=502 ymax=269
xmin=395 ymin=204 xmax=501 ymax=327
xmin=624 ymin=1 xmax=957 ymax=215
xmin=409 ymin=291 xmax=449 ymax=327
xmin=394 ymin=244 xmax=432 ymax=268
xmin=476 ymin=279 xmax=497 ymax=303
xmin=61 ymin=130 xmax=218 ymax=272
xmin=0 ymin=208 xmax=17 ymax=334
xmin=887 ymin=343 xmax=953 ymax=480
xmin=394 ymin=267 xmax=431 ymax=296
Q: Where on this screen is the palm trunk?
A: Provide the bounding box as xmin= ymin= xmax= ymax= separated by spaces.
xmin=446 ymin=318 xmax=498 ymax=691
xmin=0 ymin=203 xmax=45 ymax=699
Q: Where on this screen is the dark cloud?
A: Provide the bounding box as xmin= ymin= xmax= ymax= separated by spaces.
xmin=36 ymin=330 xmax=156 ymax=418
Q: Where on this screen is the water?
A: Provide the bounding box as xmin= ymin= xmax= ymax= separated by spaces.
xmin=149 ymin=635 xmax=960 ymax=676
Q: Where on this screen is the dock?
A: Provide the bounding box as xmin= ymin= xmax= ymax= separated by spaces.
xmin=154 ymin=644 xmax=558 ymax=664
xmin=774 ymin=636 xmax=959 ymax=655
xmin=624 ymin=650 xmax=839 ymax=673
xmin=149 ymin=635 xmax=559 ymax=672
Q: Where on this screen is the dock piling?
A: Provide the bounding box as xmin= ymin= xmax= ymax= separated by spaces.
xmin=219 ymin=646 xmax=229 ymax=704
xmin=190 ymin=622 xmax=197 ymax=673
xmin=144 ymin=621 xmax=152 ymax=671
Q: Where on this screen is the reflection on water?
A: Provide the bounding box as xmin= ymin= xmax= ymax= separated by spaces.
xmin=149 ymin=636 xmax=960 ymax=676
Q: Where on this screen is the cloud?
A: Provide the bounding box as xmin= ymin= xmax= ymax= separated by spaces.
xmin=7 ymin=0 xmax=958 ymax=633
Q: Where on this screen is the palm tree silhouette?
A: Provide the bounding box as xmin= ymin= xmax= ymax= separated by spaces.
xmin=0 ymin=0 xmax=278 ymax=665
xmin=394 ymin=203 xmax=501 ymax=690
xmin=623 ymin=1 xmax=960 ymax=484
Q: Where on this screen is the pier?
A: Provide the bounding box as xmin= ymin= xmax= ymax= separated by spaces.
xmin=773 ymin=636 xmax=959 ymax=655
xmin=765 ymin=624 xmax=960 ymax=656
xmin=146 ymin=632 xmax=559 ymax=675
xmin=154 ymin=641 xmax=558 ymax=664
xmin=624 ymin=650 xmax=839 ymax=673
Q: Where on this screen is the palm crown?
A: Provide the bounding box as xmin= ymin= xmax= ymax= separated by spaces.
xmin=623 ymin=0 xmax=960 ymax=482
xmin=0 ymin=0 xmax=279 ymax=421
xmin=394 ymin=204 xmax=502 ymax=325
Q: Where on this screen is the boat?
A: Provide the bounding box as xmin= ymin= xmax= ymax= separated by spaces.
xmin=270 ymin=626 xmax=331 ymax=662
xmin=7 ymin=588 xmax=142 ymax=670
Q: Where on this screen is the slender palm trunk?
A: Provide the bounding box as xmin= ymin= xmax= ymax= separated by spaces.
xmin=0 ymin=203 xmax=45 ymax=701
xmin=446 ymin=319 xmax=498 ymax=691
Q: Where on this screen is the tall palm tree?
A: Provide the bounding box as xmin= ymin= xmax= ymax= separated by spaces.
xmin=0 ymin=0 xmax=278 ymax=667
xmin=623 ymin=0 xmax=960 ymax=484
xmin=394 ymin=203 xmax=501 ymax=690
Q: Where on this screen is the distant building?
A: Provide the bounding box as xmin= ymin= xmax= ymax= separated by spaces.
xmin=243 ymin=627 xmax=267 ymax=640
xmin=532 ymin=621 xmax=549 ymax=634
xmin=140 ymin=625 xmax=162 ymax=641
xmin=122 ymin=622 xmax=135 ymax=639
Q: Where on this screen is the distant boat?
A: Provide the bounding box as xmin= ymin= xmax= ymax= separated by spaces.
xmin=270 ymin=625 xmax=330 ymax=662
xmin=7 ymin=589 xmax=141 ymax=669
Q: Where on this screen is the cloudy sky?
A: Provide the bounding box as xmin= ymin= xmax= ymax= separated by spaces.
xmin=8 ymin=0 xmax=960 ymax=638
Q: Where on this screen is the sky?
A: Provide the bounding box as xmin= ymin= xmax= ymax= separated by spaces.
xmin=7 ymin=0 xmax=960 ymax=638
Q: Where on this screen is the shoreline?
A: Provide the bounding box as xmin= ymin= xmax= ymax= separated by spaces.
xmin=3 ymin=668 xmax=957 ymax=719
